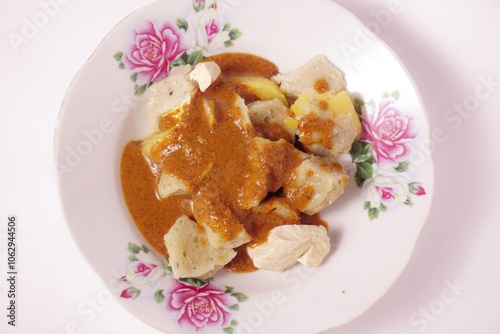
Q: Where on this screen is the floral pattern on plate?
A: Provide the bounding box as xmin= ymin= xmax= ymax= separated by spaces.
xmin=351 ymin=92 xmax=427 ymax=220
xmin=117 ymin=242 xmax=248 ymax=333
xmin=113 ymin=0 xmax=242 ymax=95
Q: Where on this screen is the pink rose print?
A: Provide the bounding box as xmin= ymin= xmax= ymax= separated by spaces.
xmin=120 ymin=287 xmax=140 ymax=299
xmin=167 ymin=280 xmax=232 ymax=331
xmin=114 ymin=2 xmax=242 ymax=95
xmin=378 ymin=186 xmax=395 ymax=202
xmin=132 ymin=262 xmax=157 ymax=277
xmin=361 ymin=98 xmax=416 ymax=163
xmin=123 ymin=21 xmax=185 ymax=85
xmin=351 ymin=95 xmax=428 ymax=219
xmin=409 ymin=182 xmax=426 ymax=196
xmin=119 ymin=243 xmax=247 ymax=332
xmin=365 ymin=164 xmax=409 ymax=210
xmin=193 ymin=0 xmax=205 ymax=11
xmin=205 ymin=19 xmax=221 ymax=43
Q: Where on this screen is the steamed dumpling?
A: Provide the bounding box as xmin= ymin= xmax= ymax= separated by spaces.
xmin=283 ymin=155 xmax=348 ymax=215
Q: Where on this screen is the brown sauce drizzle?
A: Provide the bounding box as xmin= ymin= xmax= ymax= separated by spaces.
xmin=314 ymin=78 xmax=330 ymax=93
xmin=298 ymin=114 xmax=335 ymax=150
xmin=120 ymin=141 xmax=193 ymax=258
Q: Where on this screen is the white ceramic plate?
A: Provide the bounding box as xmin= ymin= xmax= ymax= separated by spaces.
xmin=54 ymin=0 xmax=434 ymax=333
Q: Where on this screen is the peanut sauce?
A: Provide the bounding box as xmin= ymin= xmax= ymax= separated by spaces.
xmin=298 ymin=114 xmax=335 ymax=150
xmin=314 ymin=78 xmax=330 ymax=93
xmin=120 ymin=53 xmax=327 ymax=273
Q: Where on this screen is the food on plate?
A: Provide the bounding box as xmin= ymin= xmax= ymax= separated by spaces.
xmin=247 ymin=99 xmax=296 ymax=143
xmin=247 ymin=224 xmax=331 ymax=271
xmin=120 ymin=53 xmax=360 ymax=279
xmin=290 ymin=91 xmax=361 ymax=156
xmin=271 ymin=55 xmax=346 ymax=99
xmin=164 ymin=215 xmax=237 ymax=279
xmin=233 ymin=76 xmax=289 ymax=106
xmin=283 ymin=155 xmax=349 ymax=215
xmin=145 ymin=64 xmax=197 ymax=133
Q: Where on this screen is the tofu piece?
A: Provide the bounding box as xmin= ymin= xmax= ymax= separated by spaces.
xmin=290 ymin=91 xmax=360 ymax=156
xmin=252 ymin=197 xmax=299 ymax=221
xmin=157 ymin=173 xmax=190 ymax=198
xmin=146 ymin=63 xmax=221 ymax=132
xmin=202 ymin=98 xmax=216 ymax=127
xmin=164 ymin=216 xmax=236 ymax=279
xmin=202 ymin=223 xmax=252 ymax=249
xmin=272 ymin=55 xmax=346 ymax=100
xmin=283 ymin=155 xmax=348 ymax=215
xmin=189 ymin=62 xmax=221 ymax=92
xmin=247 ymin=198 xmax=301 ymax=245
xmin=146 ymin=65 xmax=196 ymax=132
xmin=233 ymin=95 xmax=253 ymax=131
xmin=192 ymin=190 xmax=251 ymax=249
xmin=157 ymin=162 xmax=214 ymax=199
xmin=247 ymin=225 xmax=331 ymax=271
xmin=247 ymin=99 xmax=297 ymax=143
xmin=141 ymin=125 xmax=179 ymax=159
xmin=237 ymin=137 xmax=290 ymax=209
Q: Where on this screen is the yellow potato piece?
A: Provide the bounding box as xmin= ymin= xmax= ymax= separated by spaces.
xmin=283 ymin=116 xmax=298 ymax=132
xmin=290 ymin=91 xmax=361 ymax=134
xmin=234 ymin=76 xmax=289 ymax=106
xmin=329 ymin=91 xmax=361 ymax=134
xmin=141 ymin=125 xmax=177 ymax=159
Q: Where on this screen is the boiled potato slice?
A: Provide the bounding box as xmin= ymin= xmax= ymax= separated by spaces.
xmin=291 ymin=91 xmax=361 ymax=133
xmin=141 ymin=125 xmax=178 ymax=159
xmin=290 ymin=91 xmax=361 ymax=156
xmin=233 ymin=76 xmax=288 ymax=106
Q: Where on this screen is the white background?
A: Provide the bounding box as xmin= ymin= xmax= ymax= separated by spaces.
xmin=1 ymin=0 xmax=499 ymax=333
